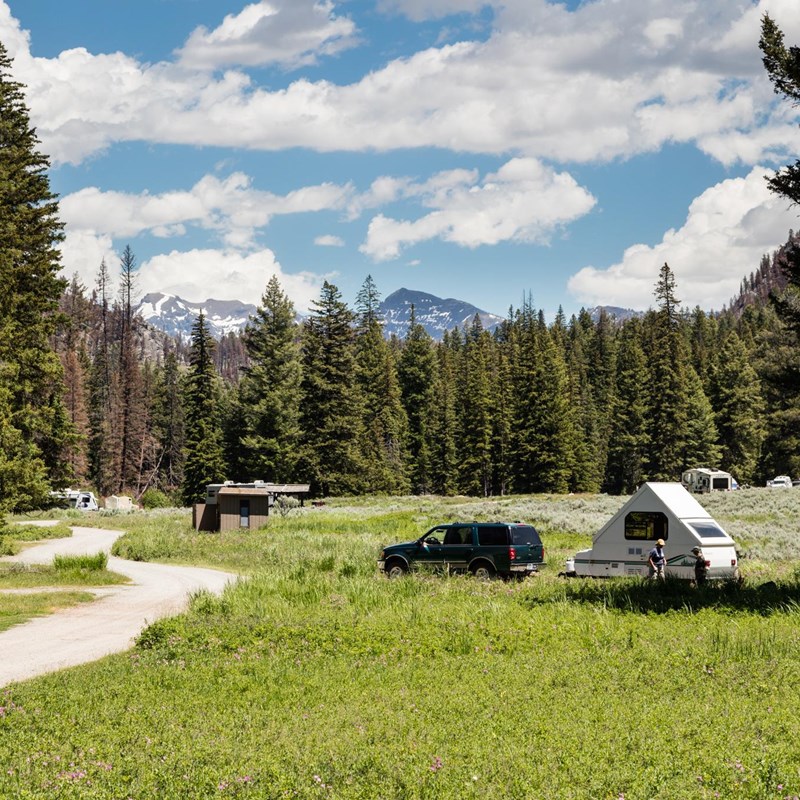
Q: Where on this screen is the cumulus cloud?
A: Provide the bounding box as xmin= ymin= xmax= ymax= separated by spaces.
xmin=314 ymin=234 xmax=345 ymax=246
xmin=135 ymin=248 xmax=325 ymax=311
xmin=59 ymin=173 xmax=353 ymax=249
xmin=567 ymin=167 xmax=800 ymax=311
xmin=360 ymin=158 xmax=596 ymax=260
xmin=2 ymin=0 xmax=798 ymax=167
xmin=177 ymin=0 xmax=358 ymax=70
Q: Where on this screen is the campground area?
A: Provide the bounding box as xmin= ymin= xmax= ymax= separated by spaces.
xmin=1 ymin=488 xmax=800 ymax=799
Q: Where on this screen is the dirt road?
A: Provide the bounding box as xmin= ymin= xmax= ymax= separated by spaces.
xmin=0 ymin=525 xmax=236 ymax=687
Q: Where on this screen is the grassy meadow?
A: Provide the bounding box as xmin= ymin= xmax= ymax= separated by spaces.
xmin=2 ymin=489 xmax=800 ymax=798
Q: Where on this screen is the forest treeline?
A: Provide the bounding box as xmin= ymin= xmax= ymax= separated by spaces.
xmin=49 ymin=242 xmax=800 ymax=506
xmin=3 ymin=14 xmax=800 ymax=514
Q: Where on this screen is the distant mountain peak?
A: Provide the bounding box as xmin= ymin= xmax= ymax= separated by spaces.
xmin=137 ymin=288 xmax=503 ymax=342
xmin=379 ymin=289 xmax=503 ymax=339
xmin=136 ymin=292 xmax=257 ymax=341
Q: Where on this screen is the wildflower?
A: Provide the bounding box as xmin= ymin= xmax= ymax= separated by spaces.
xmin=430 ymin=756 xmax=443 ymax=773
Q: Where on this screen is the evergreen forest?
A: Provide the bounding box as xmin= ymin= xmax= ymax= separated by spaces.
xmin=3 ymin=16 xmax=800 ymax=512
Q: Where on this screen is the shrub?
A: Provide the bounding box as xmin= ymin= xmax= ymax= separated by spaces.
xmin=140 ymin=489 xmax=172 ymax=509
xmin=274 ymin=495 xmax=301 ymax=517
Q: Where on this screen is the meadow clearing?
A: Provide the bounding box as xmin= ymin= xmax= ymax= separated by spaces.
xmin=1 ymin=489 xmax=800 ymax=799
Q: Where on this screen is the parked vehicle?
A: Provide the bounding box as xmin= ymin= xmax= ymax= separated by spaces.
xmin=566 ymin=482 xmax=739 ymax=582
xmin=767 ymin=475 xmax=793 ymax=488
xmin=49 ymin=489 xmax=99 ymax=511
xmin=681 ymin=468 xmax=733 ymax=493
xmin=378 ymin=522 xmax=545 ymax=579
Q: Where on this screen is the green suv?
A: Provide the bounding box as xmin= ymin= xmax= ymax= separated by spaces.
xmin=378 ymin=522 xmax=545 ymax=579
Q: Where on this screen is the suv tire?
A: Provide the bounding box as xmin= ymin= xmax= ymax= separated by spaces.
xmin=471 ymin=562 xmax=496 ymax=581
xmin=386 ymin=560 xmax=408 ymax=579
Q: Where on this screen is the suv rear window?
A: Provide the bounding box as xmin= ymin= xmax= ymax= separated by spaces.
xmin=510 ymin=525 xmax=541 ymax=546
xmin=477 ymin=526 xmax=509 ymax=546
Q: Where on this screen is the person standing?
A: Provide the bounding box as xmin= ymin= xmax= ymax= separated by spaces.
xmin=692 ymin=546 xmax=707 ymax=586
xmin=648 ymin=538 xmax=666 ymax=581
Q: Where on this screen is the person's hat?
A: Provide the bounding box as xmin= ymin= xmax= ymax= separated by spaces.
xmin=691 ymin=546 xmax=701 ymax=554
xmin=656 ymin=539 xmax=665 ymax=546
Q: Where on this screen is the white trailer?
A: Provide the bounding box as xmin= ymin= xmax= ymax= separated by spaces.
xmin=681 ymin=468 xmax=733 ymax=493
xmin=766 ymin=475 xmax=792 ymax=488
xmin=567 ymin=482 xmax=739 ymax=581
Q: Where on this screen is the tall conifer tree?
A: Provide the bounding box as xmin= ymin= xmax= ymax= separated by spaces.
xmin=354 ymin=276 xmax=409 ymax=493
xmin=647 ymin=263 xmax=690 ymax=480
xmin=606 ymin=319 xmax=650 ymax=494
xmin=239 ymin=275 xmax=302 ymax=482
xmin=299 ymin=281 xmax=364 ymax=495
xmin=398 ymin=306 xmax=436 ymax=493
xmin=714 ymin=331 xmax=765 ymax=484
xmin=181 ymin=313 xmax=226 ymax=505
xmin=458 ymin=316 xmax=494 ymax=496
xmin=0 ymin=42 xmax=69 ymax=512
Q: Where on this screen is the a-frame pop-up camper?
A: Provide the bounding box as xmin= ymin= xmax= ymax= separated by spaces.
xmin=568 ymin=482 xmax=739 ymax=581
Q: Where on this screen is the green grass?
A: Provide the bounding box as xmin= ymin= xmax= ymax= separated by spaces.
xmin=0 ymin=590 xmax=97 ymax=633
xmin=0 ymin=522 xmax=72 ymax=556
xmin=2 ymin=490 xmax=800 ymax=798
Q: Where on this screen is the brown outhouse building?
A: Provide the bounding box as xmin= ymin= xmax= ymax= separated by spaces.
xmin=193 ymin=481 xmax=310 ymax=532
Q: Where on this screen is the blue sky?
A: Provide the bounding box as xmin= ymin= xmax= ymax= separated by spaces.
xmin=3 ymin=0 xmax=800 ymax=318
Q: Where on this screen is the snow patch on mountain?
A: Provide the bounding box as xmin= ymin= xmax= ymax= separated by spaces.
xmin=136 ymin=293 xmax=257 ymax=341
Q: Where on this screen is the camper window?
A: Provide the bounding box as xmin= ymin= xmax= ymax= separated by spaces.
xmin=624 ymin=511 xmax=668 ymax=541
xmin=688 ymin=521 xmax=729 ymax=539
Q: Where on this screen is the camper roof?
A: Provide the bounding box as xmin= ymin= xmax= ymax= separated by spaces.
xmin=592 ymin=482 xmax=726 ymax=545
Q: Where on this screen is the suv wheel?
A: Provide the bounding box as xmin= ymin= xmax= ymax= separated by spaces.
xmin=386 ymin=560 xmax=408 ymax=579
xmin=472 ymin=563 xmax=495 ymax=581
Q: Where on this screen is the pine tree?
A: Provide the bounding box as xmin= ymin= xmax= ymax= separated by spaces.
xmin=239 ymin=275 xmax=302 ymax=482
xmin=714 ymin=331 xmax=765 ymax=484
xmin=489 ymin=322 xmax=514 ymax=496
xmin=354 ymin=276 xmax=409 ymax=493
xmin=606 ymin=319 xmax=650 ymax=494
xmin=647 ymin=263 xmax=690 ymax=480
xmin=299 ymin=281 xmax=365 ymax=496
xmin=760 ymin=14 xmax=800 ymax=207
xmin=151 ymin=348 xmax=185 ymax=492
xmin=511 ymin=305 xmax=573 ymax=493
xmin=181 ymin=313 xmax=226 ymax=506
xmin=397 ymin=306 xmax=437 ymax=493
xmin=681 ymin=364 xmax=721 ymax=470
xmin=457 ymin=316 xmax=494 ymax=495
xmin=0 ymin=42 xmax=69 ymax=511
xmin=566 ymin=314 xmax=602 ymax=493
xmin=116 ymin=245 xmax=144 ymax=492
xmin=428 ymin=332 xmax=458 ymax=495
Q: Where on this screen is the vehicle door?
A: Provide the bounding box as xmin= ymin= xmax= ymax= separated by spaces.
xmin=440 ymin=525 xmax=474 ymax=572
xmin=416 ymin=526 xmax=450 ymax=569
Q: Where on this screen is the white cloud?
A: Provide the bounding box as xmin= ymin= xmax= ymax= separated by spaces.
xmin=3 ymin=0 xmax=798 ymax=167
xmin=59 ymin=173 xmax=353 ymax=249
xmin=314 ymin=234 xmax=345 ymax=246
xmin=135 ymin=248 xmax=325 ymax=312
xmin=177 ymin=0 xmax=358 ymax=70
xmin=360 ymin=158 xmax=596 ymax=260
xmin=58 ymin=230 xmax=118 ymax=294
xmin=567 ymin=167 xmax=800 ymax=311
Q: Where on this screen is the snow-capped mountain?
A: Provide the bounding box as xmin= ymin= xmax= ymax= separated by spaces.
xmin=136 ymin=293 xmax=257 ymax=341
xmin=379 ymin=288 xmax=504 ymax=339
xmin=137 ymin=288 xmax=504 ymax=342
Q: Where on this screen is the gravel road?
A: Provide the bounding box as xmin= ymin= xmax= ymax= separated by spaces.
xmin=0 ymin=525 xmax=236 ymax=687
